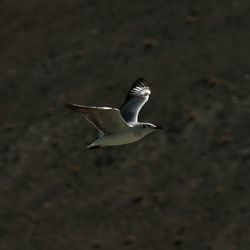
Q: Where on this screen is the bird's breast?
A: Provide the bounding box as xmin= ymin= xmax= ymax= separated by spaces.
xmin=99 ymin=130 xmax=144 ymax=146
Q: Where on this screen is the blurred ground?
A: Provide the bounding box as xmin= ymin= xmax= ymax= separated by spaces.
xmin=1 ymin=1 xmax=250 ymax=249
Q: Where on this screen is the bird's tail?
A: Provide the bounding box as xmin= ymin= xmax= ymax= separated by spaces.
xmin=86 ymin=140 xmax=102 ymax=150
xmin=87 ymin=145 xmax=101 ymax=150
xmin=86 ymin=135 xmax=103 ymax=150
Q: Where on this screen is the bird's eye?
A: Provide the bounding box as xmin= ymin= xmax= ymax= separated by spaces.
xmin=143 ymin=125 xmax=146 ymax=128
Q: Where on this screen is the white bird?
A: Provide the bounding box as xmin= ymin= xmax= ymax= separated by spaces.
xmin=66 ymin=77 xmax=162 ymax=149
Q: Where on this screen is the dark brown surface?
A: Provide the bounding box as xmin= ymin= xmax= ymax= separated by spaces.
xmin=1 ymin=1 xmax=250 ymax=249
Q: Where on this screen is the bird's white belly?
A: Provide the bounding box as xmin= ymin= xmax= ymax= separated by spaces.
xmin=98 ymin=131 xmax=143 ymax=146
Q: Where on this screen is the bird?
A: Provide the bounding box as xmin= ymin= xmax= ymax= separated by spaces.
xmin=66 ymin=77 xmax=163 ymax=149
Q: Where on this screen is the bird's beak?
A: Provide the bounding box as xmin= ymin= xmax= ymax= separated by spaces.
xmin=154 ymin=125 xmax=163 ymax=130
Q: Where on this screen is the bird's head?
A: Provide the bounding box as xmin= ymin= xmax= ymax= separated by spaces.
xmin=139 ymin=123 xmax=163 ymax=135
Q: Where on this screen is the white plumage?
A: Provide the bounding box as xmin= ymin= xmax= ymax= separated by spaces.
xmin=66 ymin=77 xmax=162 ymax=149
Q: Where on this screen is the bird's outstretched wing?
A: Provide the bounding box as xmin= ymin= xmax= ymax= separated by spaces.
xmin=66 ymin=104 xmax=129 ymax=133
xmin=120 ymin=77 xmax=151 ymax=123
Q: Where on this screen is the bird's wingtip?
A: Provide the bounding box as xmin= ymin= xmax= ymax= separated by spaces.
xmin=65 ymin=103 xmax=81 ymax=111
xmin=65 ymin=103 xmax=73 ymax=108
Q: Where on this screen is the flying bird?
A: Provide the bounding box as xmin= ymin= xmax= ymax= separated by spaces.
xmin=66 ymin=77 xmax=162 ymax=149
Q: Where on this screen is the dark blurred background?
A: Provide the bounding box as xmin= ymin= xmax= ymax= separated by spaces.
xmin=1 ymin=1 xmax=250 ymax=249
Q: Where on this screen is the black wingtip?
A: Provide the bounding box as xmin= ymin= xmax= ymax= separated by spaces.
xmin=65 ymin=103 xmax=84 ymax=114
xmin=65 ymin=103 xmax=76 ymax=111
xmin=134 ymin=77 xmax=148 ymax=87
xmin=119 ymin=77 xmax=150 ymax=109
xmin=129 ymin=77 xmax=149 ymax=93
xmin=65 ymin=103 xmax=72 ymax=109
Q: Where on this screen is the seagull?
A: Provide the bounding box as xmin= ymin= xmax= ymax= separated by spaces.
xmin=66 ymin=77 xmax=163 ymax=149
